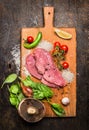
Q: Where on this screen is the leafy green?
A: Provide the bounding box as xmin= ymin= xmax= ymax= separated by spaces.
xmin=9 ymin=84 xmax=21 ymax=94
xmin=19 ymin=76 xmax=53 ymax=99
xmin=1 ymin=73 xmax=17 ymax=88
xmin=9 ymin=96 xmax=18 ymax=106
xmin=18 ymin=93 xmax=25 ymax=102
xmin=50 ymin=103 xmax=65 ymax=117
xmin=9 ymin=83 xmax=25 ymax=108
xmin=2 ymin=74 xmax=65 ymax=116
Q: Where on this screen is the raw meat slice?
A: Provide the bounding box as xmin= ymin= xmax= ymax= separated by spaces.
xmin=41 ymin=78 xmax=59 ymax=88
xmin=26 ymin=48 xmax=66 ymax=87
xmin=43 ymin=68 xmax=66 ymax=87
xmin=33 ymin=49 xmax=47 ymax=74
xmin=26 ymin=54 xmax=42 ymax=79
xmin=33 ymin=48 xmax=54 ymax=74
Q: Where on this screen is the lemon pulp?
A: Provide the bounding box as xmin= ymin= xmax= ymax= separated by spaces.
xmin=54 ymin=28 xmax=72 ymax=40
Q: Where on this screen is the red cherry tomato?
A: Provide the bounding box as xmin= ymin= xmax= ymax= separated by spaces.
xmin=54 ymin=42 xmax=61 ymax=48
xmin=62 ymin=62 xmax=69 ymax=69
xmin=61 ymin=45 xmax=68 ymax=53
xmin=27 ymin=36 xmax=34 ymax=43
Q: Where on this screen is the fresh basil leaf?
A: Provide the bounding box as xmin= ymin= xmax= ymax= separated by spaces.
xmin=1 ymin=74 xmax=17 ymax=88
xmin=51 ymin=107 xmax=64 ymax=116
xmin=51 ymin=103 xmax=65 ymax=117
xmin=16 ymin=100 xmax=20 ymax=108
xmin=20 ymin=76 xmax=53 ymax=100
xmin=9 ymin=84 xmax=20 ymax=94
xmin=9 ymin=89 xmax=24 ymax=108
xmin=18 ymin=93 xmax=25 ymax=102
xmin=9 ymin=96 xmax=18 ymax=106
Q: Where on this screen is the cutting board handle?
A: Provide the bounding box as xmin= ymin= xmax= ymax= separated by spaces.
xmin=44 ymin=7 xmax=54 ymax=28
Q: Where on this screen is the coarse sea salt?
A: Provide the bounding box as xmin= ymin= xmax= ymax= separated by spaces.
xmin=22 ymin=67 xmax=30 ymax=76
xmin=62 ymin=69 xmax=74 ymax=83
xmin=36 ymin=40 xmax=53 ymax=51
xmin=10 ymin=44 xmax=20 ymax=74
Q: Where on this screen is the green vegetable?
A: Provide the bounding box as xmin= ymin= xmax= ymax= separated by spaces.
xmin=9 ymin=96 xmax=18 ymax=106
xmin=9 ymin=83 xmax=25 ymax=108
xmin=9 ymin=84 xmax=20 ymax=94
xmin=24 ymin=32 xmax=42 ymax=49
xmin=19 ymin=76 xmax=53 ymax=99
xmin=51 ymin=103 xmax=65 ymax=117
xmin=18 ymin=93 xmax=25 ymax=102
xmin=1 ymin=73 xmax=65 ymax=115
xmin=1 ymin=73 xmax=17 ymax=88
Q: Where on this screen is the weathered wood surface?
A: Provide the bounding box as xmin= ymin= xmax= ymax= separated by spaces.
xmin=0 ymin=0 xmax=89 ymax=130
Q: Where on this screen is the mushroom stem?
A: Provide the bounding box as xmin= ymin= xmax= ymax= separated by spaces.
xmin=27 ymin=106 xmax=37 ymax=115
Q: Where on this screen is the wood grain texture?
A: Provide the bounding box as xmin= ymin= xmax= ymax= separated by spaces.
xmin=21 ymin=7 xmax=76 ymax=117
xmin=0 ymin=0 xmax=88 ymax=130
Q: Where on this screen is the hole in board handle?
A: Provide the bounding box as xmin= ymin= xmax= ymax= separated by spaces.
xmin=48 ymin=12 xmax=51 ymax=15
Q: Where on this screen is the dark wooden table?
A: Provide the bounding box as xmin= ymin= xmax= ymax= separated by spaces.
xmin=0 ymin=0 xmax=89 ymax=130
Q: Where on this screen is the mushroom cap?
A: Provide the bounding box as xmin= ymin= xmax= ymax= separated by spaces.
xmin=18 ymin=98 xmax=46 ymax=123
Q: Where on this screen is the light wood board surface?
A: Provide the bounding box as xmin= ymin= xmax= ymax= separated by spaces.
xmin=21 ymin=7 xmax=76 ymax=117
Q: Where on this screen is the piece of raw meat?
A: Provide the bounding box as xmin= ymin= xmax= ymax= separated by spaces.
xmin=26 ymin=54 xmax=42 ymax=79
xmin=43 ymin=68 xmax=66 ymax=87
xmin=33 ymin=48 xmax=54 ymax=74
xmin=26 ymin=48 xmax=66 ymax=87
xmin=41 ymin=78 xmax=59 ymax=88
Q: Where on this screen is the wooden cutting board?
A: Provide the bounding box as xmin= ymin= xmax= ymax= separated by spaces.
xmin=21 ymin=7 xmax=76 ymax=117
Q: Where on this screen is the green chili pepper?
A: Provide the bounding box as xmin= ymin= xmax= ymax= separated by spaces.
xmin=24 ymin=32 xmax=42 ymax=49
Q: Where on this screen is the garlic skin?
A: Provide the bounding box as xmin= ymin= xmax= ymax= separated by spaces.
xmin=61 ymin=97 xmax=70 ymax=106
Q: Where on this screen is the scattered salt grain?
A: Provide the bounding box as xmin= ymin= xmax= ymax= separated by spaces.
xmin=36 ymin=40 xmax=53 ymax=51
xmin=22 ymin=67 xmax=30 ymax=76
xmin=10 ymin=44 xmax=20 ymax=74
xmin=62 ymin=69 xmax=74 ymax=83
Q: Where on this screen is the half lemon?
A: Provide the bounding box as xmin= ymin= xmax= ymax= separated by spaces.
xmin=54 ymin=28 xmax=72 ymax=40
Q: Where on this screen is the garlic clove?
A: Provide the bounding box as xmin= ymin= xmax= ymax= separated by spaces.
xmin=61 ymin=97 xmax=70 ymax=106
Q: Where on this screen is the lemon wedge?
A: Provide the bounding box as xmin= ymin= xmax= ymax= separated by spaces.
xmin=54 ymin=28 xmax=72 ymax=40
